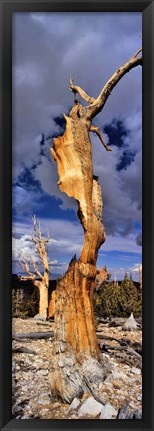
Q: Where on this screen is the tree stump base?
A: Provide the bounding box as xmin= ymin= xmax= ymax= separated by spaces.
xmin=48 ymin=257 xmax=111 ymax=403
xmin=49 ymin=350 xmax=110 ymax=403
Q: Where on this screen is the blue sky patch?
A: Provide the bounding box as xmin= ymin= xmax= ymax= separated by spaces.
xmin=103 ymin=119 xmax=129 ymax=148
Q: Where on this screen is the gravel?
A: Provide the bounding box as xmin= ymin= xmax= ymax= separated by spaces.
xmin=12 ymin=317 xmax=142 ymax=419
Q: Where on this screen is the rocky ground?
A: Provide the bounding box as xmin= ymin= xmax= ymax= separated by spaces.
xmin=12 ymin=317 xmax=142 ymax=420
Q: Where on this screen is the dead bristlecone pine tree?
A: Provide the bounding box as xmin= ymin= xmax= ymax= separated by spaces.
xmin=48 ymin=48 xmax=142 ymax=403
xmin=19 ymin=215 xmax=49 ymax=320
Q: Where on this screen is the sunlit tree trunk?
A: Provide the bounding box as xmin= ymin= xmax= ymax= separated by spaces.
xmin=34 ymin=280 xmax=48 ymax=318
xmin=49 ymin=49 xmax=142 ymax=402
xmin=48 ymin=290 xmax=56 ymax=318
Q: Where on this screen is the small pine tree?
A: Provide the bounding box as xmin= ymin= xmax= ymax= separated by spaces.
xmin=93 ymin=273 xmax=142 ymax=318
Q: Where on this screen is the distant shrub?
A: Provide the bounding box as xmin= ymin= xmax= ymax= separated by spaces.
xmin=93 ymin=274 xmax=142 ymax=318
xmin=12 ymin=286 xmax=39 ymax=318
xmin=24 ymin=287 xmax=39 ymax=317
xmin=12 ymin=311 xmax=29 ymax=319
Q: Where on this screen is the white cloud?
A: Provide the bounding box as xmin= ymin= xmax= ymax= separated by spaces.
xmin=12 ymin=235 xmax=38 ymax=261
xmin=131 ymin=263 xmax=142 ymax=272
xmin=12 ymin=233 xmax=69 ymax=275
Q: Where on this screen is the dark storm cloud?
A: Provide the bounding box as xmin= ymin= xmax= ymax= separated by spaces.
xmin=136 ymin=232 xmax=142 ymax=246
xmin=12 ymin=12 xmax=142 ymax=252
xmin=117 ymin=149 xmax=136 ymax=171
xmin=12 ymin=12 xmax=142 ymax=175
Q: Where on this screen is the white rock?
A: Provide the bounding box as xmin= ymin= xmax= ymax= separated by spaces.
xmin=36 ymin=369 xmax=48 ymax=376
xmin=104 ymin=375 xmax=112 ymax=383
xmin=99 ymin=382 xmax=105 ymax=390
xmin=124 ymin=313 xmax=138 ymax=331
xmin=33 ymin=314 xmax=46 ymax=321
xmin=38 ymin=399 xmax=49 ymax=405
xmin=131 ymin=367 xmax=141 ymax=375
xmin=58 ymin=360 xmax=64 ymax=368
xmin=111 ymin=362 xmax=118 ymax=369
xmin=100 ymin=404 xmax=118 ymax=419
xmin=69 ymin=398 xmax=80 ymax=410
xmin=40 ymin=408 xmax=50 ymax=413
xmin=78 ymin=397 xmax=103 ymax=417
xmin=39 ymin=392 xmax=49 ymax=398
xmin=137 ymin=395 xmax=142 ymax=401
xmin=111 ymin=371 xmax=128 ymax=380
xmin=129 ymin=401 xmax=136 ymax=408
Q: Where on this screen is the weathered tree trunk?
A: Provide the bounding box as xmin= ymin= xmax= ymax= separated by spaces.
xmin=34 ymin=281 xmax=48 ymax=319
xmin=54 ymin=258 xmax=99 ymax=358
xmin=49 ymin=49 xmax=142 ymax=402
xmin=49 ymin=106 xmax=109 ymax=402
xmin=48 ymin=290 xmax=56 ymax=318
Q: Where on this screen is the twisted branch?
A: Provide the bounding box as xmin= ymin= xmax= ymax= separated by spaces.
xmin=90 ymin=125 xmax=112 ymax=151
xmin=85 ymin=49 xmax=142 ymax=119
xmin=18 ymin=257 xmax=36 ymax=281
xmin=68 ymin=48 xmax=142 ymax=120
xmin=69 ymin=79 xmax=95 ymax=104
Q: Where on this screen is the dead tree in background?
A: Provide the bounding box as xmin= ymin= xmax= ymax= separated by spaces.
xmin=19 ymin=216 xmax=49 ymax=319
xmin=49 ymin=48 xmax=142 ymax=402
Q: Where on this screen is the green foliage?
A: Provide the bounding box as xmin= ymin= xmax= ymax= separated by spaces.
xmin=23 ymin=287 xmax=39 ymax=316
xmin=93 ymin=274 xmax=142 ymax=318
xmin=12 ymin=286 xmax=39 ymax=318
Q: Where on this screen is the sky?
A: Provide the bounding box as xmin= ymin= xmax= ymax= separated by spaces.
xmin=12 ymin=12 xmax=142 ymax=281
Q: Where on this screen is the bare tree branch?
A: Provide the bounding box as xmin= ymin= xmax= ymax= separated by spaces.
xmin=84 ymin=48 xmax=142 ymax=119
xmin=90 ymin=125 xmax=112 ymax=151
xmin=133 ymin=47 xmax=142 ymax=58
xmin=18 ymin=258 xmax=36 ymax=281
xmin=18 ymin=274 xmax=35 ymax=281
xmin=68 ymin=48 xmax=142 ymax=120
xmin=31 ymin=235 xmax=38 ymax=245
xmin=30 ymin=258 xmax=44 ymax=281
xmin=69 ymin=79 xmax=95 ymax=104
xmin=32 ymin=215 xmax=49 ymax=246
